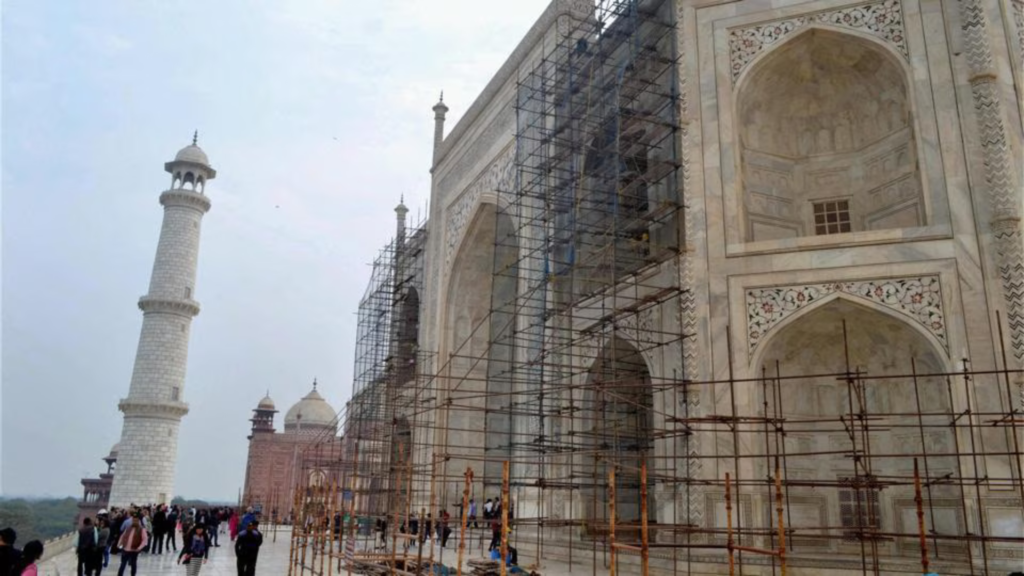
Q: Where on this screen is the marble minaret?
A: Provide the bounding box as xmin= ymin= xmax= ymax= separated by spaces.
xmin=108 ymin=135 xmax=214 ymax=507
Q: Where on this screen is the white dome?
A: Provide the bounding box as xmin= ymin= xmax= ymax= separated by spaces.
xmin=174 ymin=144 xmax=210 ymax=166
xmin=284 ymin=386 xmax=336 ymax=432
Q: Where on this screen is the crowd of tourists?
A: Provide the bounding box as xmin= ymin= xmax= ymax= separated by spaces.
xmin=0 ymin=505 xmax=264 ymax=576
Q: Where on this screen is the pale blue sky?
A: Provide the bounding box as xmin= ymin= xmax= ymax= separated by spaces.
xmin=2 ymin=0 xmax=549 ymax=500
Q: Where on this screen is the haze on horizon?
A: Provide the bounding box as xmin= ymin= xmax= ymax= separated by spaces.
xmin=1 ymin=0 xmax=550 ymax=501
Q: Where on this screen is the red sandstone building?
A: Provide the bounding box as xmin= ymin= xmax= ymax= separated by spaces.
xmin=242 ymin=383 xmax=340 ymax=518
xmin=77 ymin=443 xmax=118 ymax=524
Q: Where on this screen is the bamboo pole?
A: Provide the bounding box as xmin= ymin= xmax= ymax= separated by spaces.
xmin=501 ymin=461 xmax=510 ymax=576
xmin=457 ymin=467 xmax=474 ymax=576
xmin=775 ymin=461 xmax=787 ymax=576
xmin=640 ymin=462 xmax=649 ymax=576
xmin=608 ymin=467 xmax=616 ymax=576
xmin=725 ymin=472 xmax=735 ymax=576
xmin=913 ymin=459 xmax=930 ymax=574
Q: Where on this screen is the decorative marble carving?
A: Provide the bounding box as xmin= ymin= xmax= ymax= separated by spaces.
xmin=746 ymin=276 xmax=947 ymax=356
xmin=617 ymin=307 xmax=656 ymax=346
xmin=728 ymin=0 xmax=909 ymax=81
xmin=958 ymin=0 xmax=1024 ymax=388
xmin=676 ymin=0 xmax=704 ymax=530
xmin=443 ymin=145 xmax=516 ymax=272
xmin=1013 ymin=0 xmax=1024 ymax=57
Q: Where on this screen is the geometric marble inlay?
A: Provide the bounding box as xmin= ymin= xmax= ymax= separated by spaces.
xmin=746 ymin=275 xmax=946 ymax=355
xmin=729 ymin=0 xmax=909 ymax=81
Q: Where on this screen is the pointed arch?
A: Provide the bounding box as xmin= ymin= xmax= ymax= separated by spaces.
xmin=736 ymin=27 xmax=924 ymax=242
xmin=582 ymin=335 xmax=655 ymax=529
xmin=750 ymin=291 xmax=950 ymax=373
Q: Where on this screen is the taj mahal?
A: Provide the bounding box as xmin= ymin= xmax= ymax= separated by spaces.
xmin=99 ymin=0 xmax=1023 ymax=574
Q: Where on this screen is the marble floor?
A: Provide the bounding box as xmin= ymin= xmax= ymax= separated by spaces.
xmin=39 ymin=528 xmax=294 ymax=576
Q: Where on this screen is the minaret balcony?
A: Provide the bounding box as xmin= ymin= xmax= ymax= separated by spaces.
xmin=160 ymin=189 xmax=212 ymax=213
xmin=138 ymin=296 xmax=201 ymax=317
xmin=117 ymin=398 xmax=189 ymax=419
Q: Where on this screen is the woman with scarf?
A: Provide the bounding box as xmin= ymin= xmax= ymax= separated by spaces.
xmin=228 ymin=510 xmax=239 ymax=542
xmin=116 ymin=518 xmax=147 ymax=576
xmin=178 ymin=524 xmax=211 ymax=576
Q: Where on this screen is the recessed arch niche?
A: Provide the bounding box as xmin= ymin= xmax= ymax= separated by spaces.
xmin=582 ymin=336 xmax=655 ymax=528
xmin=737 ymin=29 xmax=924 ymax=242
xmin=445 ymin=202 xmax=519 ymax=497
xmin=755 ymin=299 xmax=955 ymax=549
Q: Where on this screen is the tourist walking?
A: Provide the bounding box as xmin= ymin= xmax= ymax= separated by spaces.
xmin=234 ymin=520 xmax=263 ymax=576
xmin=229 ymin=509 xmax=240 ymax=542
xmin=75 ymin=517 xmax=99 ymax=576
xmin=468 ymin=499 xmax=477 ymax=528
xmin=16 ymin=541 xmax=42 ymax=576
xmin=166 ymin=506 xmax=180 ymax=551
xmin=0 ymin=528 xmax=22 ymax=576
xmin=152 ymin=506 xmax=167 ymax=555
xmin=95 ymin=519 xmax=111 ymax=575
xmin=178 ymin=524 xmax=211 ymax=576
xmin=116 ymin=518 xmax=148 ymax=576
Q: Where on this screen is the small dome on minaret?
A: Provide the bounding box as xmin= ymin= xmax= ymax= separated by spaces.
xmin=257 ymin=393 xmax=276 ymax=411
xmin=165 ymin=131 xmax=217 ymax=185
xmin=432 ymin=91 xmax=449 ymax=115
xmin=432 ymin=92 xmax=449 ymax=166
xmin=395 ymin=196 xmax=409 ymax=218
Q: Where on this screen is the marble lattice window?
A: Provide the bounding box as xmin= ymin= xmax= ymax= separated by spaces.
xmin=813 ymin=200 xmax=851 ymax=235
xmin=839 ymin=485 xmax=880 ymax=540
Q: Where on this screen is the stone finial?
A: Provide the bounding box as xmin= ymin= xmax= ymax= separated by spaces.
xmin=192 ymin=130 xmax=198 ymax=146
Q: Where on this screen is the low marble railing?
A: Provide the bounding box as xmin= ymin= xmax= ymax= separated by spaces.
xmin=36 ymin=531 xmax=77 ymax=576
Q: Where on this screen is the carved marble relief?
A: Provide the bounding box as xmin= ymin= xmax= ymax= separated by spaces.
xmin=1013 ymin=0 xmax=1024 ymax=57
xmin=443 ymin=145 xmax=516 ymax=272
xmin=746 ymin=276 xmax=947 ymax=357
xmin=728 ymin=0 xmax=909 ymax=82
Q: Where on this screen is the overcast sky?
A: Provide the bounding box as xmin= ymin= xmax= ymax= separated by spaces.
xmin=1 ymin=0 xmax=549 ymax=500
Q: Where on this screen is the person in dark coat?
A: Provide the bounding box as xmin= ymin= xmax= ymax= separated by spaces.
xmin=0 ymin=528 xmax=21 ymax=576
xmin=233 ymin=520 xmax=263 ymax=576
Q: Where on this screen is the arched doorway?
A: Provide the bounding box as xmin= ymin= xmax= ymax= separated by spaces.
xmin=583 ymin=336 xmax=655 ymax=529
xmin=756 ymin=298 xmax=954 ymax=553
xmin=395 ymin=287 xmax=419 ymax=385
xmin=445 ymin=203 xmax=519 ymax=499
xmin=738 ymin=29 xmax=923 ymax=241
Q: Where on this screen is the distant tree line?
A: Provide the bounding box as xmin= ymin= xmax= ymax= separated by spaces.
xmin=0 ymin=497 xmax=79 ymax=542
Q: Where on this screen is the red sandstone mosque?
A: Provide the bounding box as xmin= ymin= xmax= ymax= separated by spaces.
xmin=242 ymin=381 xmax=340 ymax=517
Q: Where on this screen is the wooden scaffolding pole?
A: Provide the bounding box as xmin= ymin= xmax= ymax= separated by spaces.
xmin=608 ymin=467 xmax=616 ymax=576
xmin=457 ymin=467 xmax=474 ymax=576
xmin=501 ymin=461 xmax=510 ymax=576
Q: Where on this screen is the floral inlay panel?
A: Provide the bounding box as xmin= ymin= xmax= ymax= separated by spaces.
xmin=728 ymin=0 xmax=909 ymax=81
xmin=746 ymin=276 xmax=946 ymax=356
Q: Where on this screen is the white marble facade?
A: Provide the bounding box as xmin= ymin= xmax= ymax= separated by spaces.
xmin=412 ymin=0 xmax=1024 ymax=573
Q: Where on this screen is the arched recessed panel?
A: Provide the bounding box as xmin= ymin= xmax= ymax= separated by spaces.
xmin=738 ymin=29 xmax=923 ymax=242
xmin=757 ymin=299 xmax=953 ymax=546
xmin=444 ymin=202 xmax=519 ymax=497
xmin=583 ymin=336 xmax=655 ymax=528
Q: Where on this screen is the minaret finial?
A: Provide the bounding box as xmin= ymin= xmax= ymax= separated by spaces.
xmin=439 ymin=90 xmax=444 ymax=103
xmin=192 ymin=130 xmax=198 ymax=146
xmin=313 ymin=377 xmax=318 ymax=390
xmin=401 ymin=193 xmax=405 ymax=203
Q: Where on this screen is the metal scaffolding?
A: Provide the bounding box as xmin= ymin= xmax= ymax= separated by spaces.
xmin=286 ymin=1 xmax=1024 ymax=574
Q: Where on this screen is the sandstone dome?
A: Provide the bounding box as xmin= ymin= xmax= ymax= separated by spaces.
xmin=257 ymin=394 xmax=277 ymax=411
xmin=284 ymin=385 xmax=337 ymax=432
